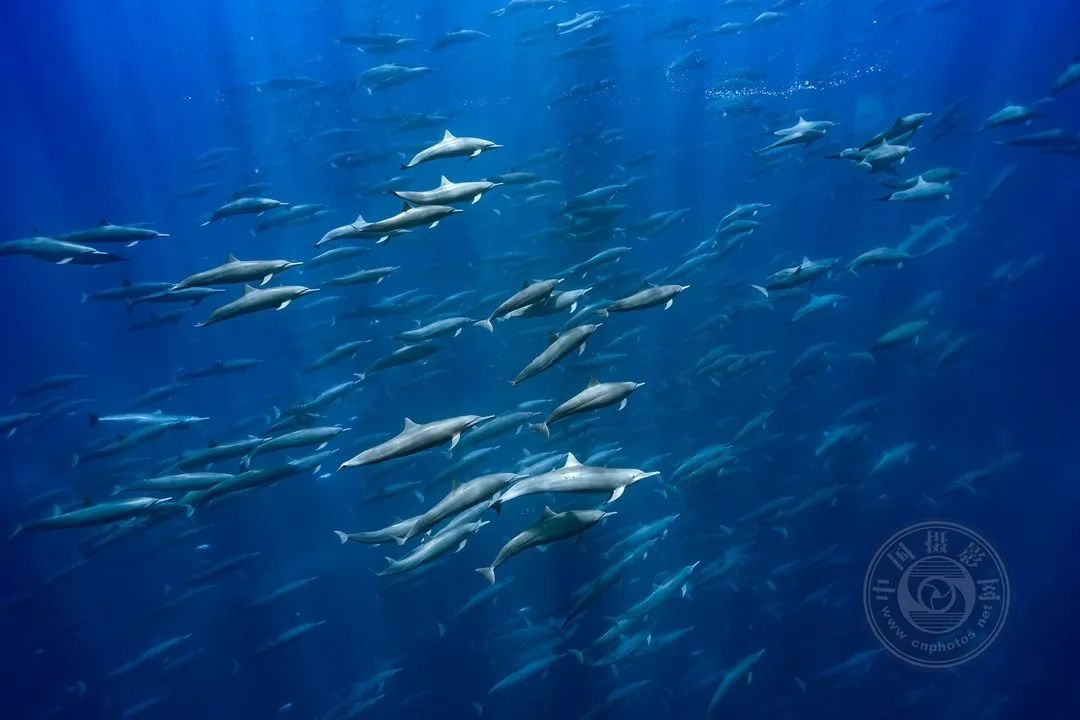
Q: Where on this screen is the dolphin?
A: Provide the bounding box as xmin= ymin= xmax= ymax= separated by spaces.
xmin=511 ymin=324 xmax=602 ymax=386
xmin=392 ymin=176 xmax=501 ymax=205
xmin=600 ymin=285 xmax=689 ymax=315
xmin=195 ymin=285 xmax=318 ymax=327
xmin=401 ymin=130 xmax=502 ymax=169
xmin=707 ymin=649 xmax=766 ymax=717
xmin=878 ymin=176 xmax=951 ymax=202
xmin=58 ymin=219 xmax=169 ymax=246
xmin=339 ymin=415 xmax=493 ymax=469
xmin=0 ymin=236 xmax=127 ymax=265
xmin=379 ymin=519 xmax=489 ymax=576
xmin=493 ymin=452 xmax=658 ymax=510
xmin=398 ymin=473 xmax=517 ymax=542
xmin=316 ymin=205 xmax=460 ymax=245
xmin=13 ymin=497 xmax=186 ymax=535
xmin=476 ymin=278 xmax=562 ymax=332
xmin=172 ymin=254 xmax=302 ymax=289
xmin=475 ymin=507 xmax=614 ymax=584
xmin=531 ymin=379 xmax=644 ymax=438
xmin=201 ymin=197 xmax=288 ymax=225
xmin=619 ymin=561 xmax=700 ymax=619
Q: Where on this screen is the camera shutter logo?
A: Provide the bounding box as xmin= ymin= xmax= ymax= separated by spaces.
xmin=863 ymin=521 xmax=1009 ymax=668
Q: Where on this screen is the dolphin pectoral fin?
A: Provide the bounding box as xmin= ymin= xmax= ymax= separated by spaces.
xmin=277 ymin=300 xmax=292 ymax=310
xmin=456 ymin=539 xmax=468 ymax=553
xmin=664 ymin=299 xmax=673 ymax=309
xmin=469 ymin=148 xmax=482 ymax=158
xmin=608 ymin=486 xmax=625 ymax=503
xmin=429 ymin=221 xmax=440 ymax=229
xmin=261 ymin=274 xmax=272 ymax=286
xmin=618 ymin=399 xmax=627 ymax=411
xmin=471 ymin=194 xmax=482 ymax=204
xmin=449 ymin=433 xmax=460 ymax=450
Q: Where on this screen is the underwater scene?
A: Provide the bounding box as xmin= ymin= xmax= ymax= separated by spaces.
xmin=2 ymin=0 xmax=1080 ymax=718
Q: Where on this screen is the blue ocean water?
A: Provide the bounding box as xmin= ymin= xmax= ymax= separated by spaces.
xmin=2 ymin=0 xmax=1080 ymax=718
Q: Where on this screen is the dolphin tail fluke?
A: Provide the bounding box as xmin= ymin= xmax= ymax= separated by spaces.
xmin=333 ymin=530 xmax=349 ymax=545
xmin=568 ymin=649 xmax=585 ymax=665
xmin=751 ymin=284 xmax=769 ymax=298
xmin=476 ymin=566 xmax=496 ymax=585
xmin=529 ymin=423 xmax=550 ymax=438
xmin=475 ymin=319 xmax=494 ymax=333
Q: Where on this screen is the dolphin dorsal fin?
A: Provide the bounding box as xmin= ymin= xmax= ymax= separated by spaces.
xmin=354 ymin=214 xmax=366 ymax=225
xmin=540 ymin=506 xmax=557 ymax=520
xmin=403 ymin=417 xmax=418 ymax=431
xmin=914 ymin=176 xmax=927 ymax=186
xmin=450 ymin=478 xmax=459 ymax=491
xmin=227 ymin=253 xmax=239 ymax=263
xmin=439 ymin=176 xmax=452 ymax=187
xmin=443 ymin=130 xmax=456 ymax=140
xmin=587 ymin=376 xmax=600 ymax=387
xmin=563 ymin=452 xmax=581 ymax=468
xmin=802 ymin=255 xmax=811 ymax=265
xmin=242 ymin=284 xmax=256 ymax=295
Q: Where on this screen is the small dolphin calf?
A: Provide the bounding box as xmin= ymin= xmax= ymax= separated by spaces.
xmin=401 ymin=130 xmax=502 ymax=169
xmin=476 ymin=507 xmax=615 ymax=584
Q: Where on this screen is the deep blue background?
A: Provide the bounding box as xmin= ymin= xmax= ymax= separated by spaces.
xmin=2 ymin=1 xmax=1079 ymax=718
